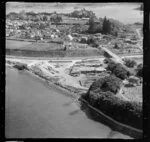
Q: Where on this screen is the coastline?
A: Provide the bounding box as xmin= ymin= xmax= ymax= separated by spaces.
xmin=79 ymin=98 xmax=143 ymax=139
xmin=6 ymin=64 xmax=80 ymax=100
xmin=6 ymin=58 xmax=142 ymax=139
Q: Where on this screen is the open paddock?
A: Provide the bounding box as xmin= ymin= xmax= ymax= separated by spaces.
xmin=6 ymin=47 xmax=103 ymax=58
xmin=6 ymin=40 xmax=63 ymax=51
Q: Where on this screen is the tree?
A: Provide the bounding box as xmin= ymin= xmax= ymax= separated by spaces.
xmin=19 ymin=25 xmax=26 ymax=30
xmin=107 ymin=61 xmax=130 ymax=80
xmin=42 ymin=15 xmax=48 ymax=21
xmin=89 ymin=75 xmax=122 ymax=94
xmin=50 ymin=15 xmax=62 ymax=24
xmin=64 ymin=45 xmax=67 ymax=51
xmin=115 ymin=31 xmax=118 ymax=37
xmin=19 ymin=10 xmax=26 ymax=20
xmin=34 ymin=35 xmax=40 ymax=41
xmin=114 ymin=43 xmax=119 ymax=49
xmin=88 ymin=15 xmax=96 ymax=33
xmin=6 ymin=12 xmax=19 ymax=20
xmin=136 ymin=64 xmax=143 ymax=77
xmin=124 ymin=59 xmax=137 ymax=68
xmin=102 ymin=16 xmax=111 ymax=34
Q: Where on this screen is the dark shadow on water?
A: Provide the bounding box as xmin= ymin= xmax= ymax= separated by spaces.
xmin=78 ymin=98 xmax=118 ymax=132
xmin=78 ymin=97 xmax=142 ymax=139
xmin=62 ymin=101 xmax=73 ymax=107
xmin=69 ymin=109 xmax=81 ymax=116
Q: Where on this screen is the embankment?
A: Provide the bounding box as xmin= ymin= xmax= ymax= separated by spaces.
xmin=79 ymin=97 xmax=142 ymax=139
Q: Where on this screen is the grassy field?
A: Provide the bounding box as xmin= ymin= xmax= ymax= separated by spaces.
xmin=6 ymin=40 xmax=32 ymax=49
xmin=6 ymin=48 xmax=103 ymax=58
xmin=6 ymin=39 xmax=104 ymax=57
xmin=6 ymin=40 xmax=63 ymax=51
xmin=122 ymin=85 xmax=142 ymax=102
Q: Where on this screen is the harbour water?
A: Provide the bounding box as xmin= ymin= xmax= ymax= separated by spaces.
xmin=6 ymin=3 xmax=143 ymax=24
xmin=5 ymin=67 xmax=132 ymax=138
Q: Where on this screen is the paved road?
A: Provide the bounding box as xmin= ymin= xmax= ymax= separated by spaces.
xmin=101 ymin=46 xmax=124 ymax=64
xmin=6 ymin=54 xmax=143 ymax=62
xmin=6 ymin=55 xmax=105 ymax=61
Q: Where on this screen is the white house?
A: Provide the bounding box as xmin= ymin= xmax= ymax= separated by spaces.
xmin=68 ymin=34 xmax=73 ymax=41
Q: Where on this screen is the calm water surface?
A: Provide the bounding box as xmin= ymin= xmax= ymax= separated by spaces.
xmin=5 ymin=67 xmax=132 ymax=138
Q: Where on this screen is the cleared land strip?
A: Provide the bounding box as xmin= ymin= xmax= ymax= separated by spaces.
xmin=6 ymin=54 xmax=143 ymax=61
xmin=6 ymin=55 xmax=104 ymax=61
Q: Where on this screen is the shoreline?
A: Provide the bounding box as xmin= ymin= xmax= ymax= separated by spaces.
xmin=79 ymin=98 xmax=142 ymax=139
xmin=6 ymin=57 xmax=142 ymax=138
xmin=6 ymin=64 xmax=81 ymax=100
xmin=6 ymin=65 xmax=142 ymax=139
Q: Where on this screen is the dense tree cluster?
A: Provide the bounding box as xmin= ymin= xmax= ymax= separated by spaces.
xmin=113 ymin=43 xmax=119 ymax=49
xmin=102 ymin=16 xmax=111 ymax=34
xmin=124 ymin=58 xmax=137 ymax=68
xmin=86 ymin=36 xmax=99 ymax=47
xmin=84 ymin=90 xmax=142 ymax=129
xmin=106 ymin=60 xmax=130 ymax=80
xmin=88 ymin=75 xmax=122 ymax=95
xmin=68 ymin=8 xmax=96 ymax=18
xmin=102 ymin=17 xmax=123 ymax=36
xmin=13 ymin=62 xmax=28 ymax=70
xmin=136 ymin=63 xmax=143 ymax=77
xmin=82 ymin=75 xmax=142 ymax=129
xmin=50 ymin=14 xmax=62 ymax=24
xmin=6 ymin=11 xmax=63 ymax=22
xmin=87 ymin=15 xmax=124 ymax=36
xmin=88 ymin=15 xmax=97 ymax=33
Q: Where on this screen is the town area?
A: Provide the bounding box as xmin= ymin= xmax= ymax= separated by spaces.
xmin=6 ymin=8 xmax=143 ymax=97
xmin=6 ymin=4 xmax=143 ymax=139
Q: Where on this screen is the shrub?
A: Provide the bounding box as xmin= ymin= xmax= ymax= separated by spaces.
xmin=87 ymin=36 xmax=99 ymax=47
xmin=89 ymin=75 xmax=122 ymax=94
xmin=103 ymin=58 xmax=112 ymax=64
xmin=136 ymin=63 xmax=143 ymax=77
xmin=124 ymin=59 xmax=137 ymax=68
xmin=80 ymin=37 xmax=87 ymax=44
xmin=113 ymin=43 xmax=119 ymax=49
xmin=13 ymin=62 xmax=28 ymax=70
xmin=107 ymin=60 xmax=130 ymax=80
xmin=83 ymin=82 xmax=142 ymax=129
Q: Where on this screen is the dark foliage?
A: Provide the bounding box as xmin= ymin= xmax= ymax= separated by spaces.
xmin=136 ymin=64 xmax=143 ymax=77
xmin=83 ymin=74 xmax=142 ymax=129
xmin=102 ymin=16 xmax=111 ymax=34
xmin=88 ymin=16 xmax=97 ymax=33
xmin=13 ymin=63 xmax=28 ymax=70
xmin=50 ymin=15 xmax=62 ymax=23
xmin=107 ymin=60 xmax=130 ymax=80
xmin=69 ymin=8 xmax=96 ymax=18
xmin=86 ymin=36 xmax=99 ymax=47
xmin=113 ymin=43 xmax=119 ymax=49
xmin=89 ymin=75 xmax=122 ymax=95
xmin=124 ymin=59 xmax=137 ymax=68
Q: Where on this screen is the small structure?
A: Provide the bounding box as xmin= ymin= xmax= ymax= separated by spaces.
xmin=68 ymin=34 xmax=73 ymax=41
xmin=80 ymin=36 xmax=88 ymax=43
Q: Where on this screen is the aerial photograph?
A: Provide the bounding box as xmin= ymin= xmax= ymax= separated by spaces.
xmin=5 ymin=2 xmax=143 ymax=139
